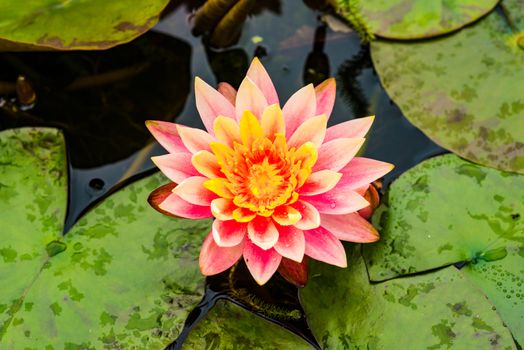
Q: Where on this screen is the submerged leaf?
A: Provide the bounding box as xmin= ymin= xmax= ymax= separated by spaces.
xmin=182 ymin=300 xmax=313 ymax=349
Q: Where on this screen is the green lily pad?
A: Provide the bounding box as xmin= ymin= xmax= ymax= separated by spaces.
xmin=336 ymin=0 xmax=499 ymax=40
xmin=371 ymin=0 xmax=524 ymax=174
xmin=0 ymin=128 xmax=212 ymax=348
xmin=0 ymin=1 xmax=170 ymax=51
xmin=301 ymin=245 xmax=517 ymax=349
xmin=182 ymin=300 xmax=313 ymax=349
xmin=364 ymin=154 xmax=523 ymax=344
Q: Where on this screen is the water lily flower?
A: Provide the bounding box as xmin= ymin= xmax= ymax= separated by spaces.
xmin=146 ymin=58 xmax=393 ymax=285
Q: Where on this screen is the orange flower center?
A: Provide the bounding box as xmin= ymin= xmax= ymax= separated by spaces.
xmin=206 ymin=110 xmax=317 ymax=220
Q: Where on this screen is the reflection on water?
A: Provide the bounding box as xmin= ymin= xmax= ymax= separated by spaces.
xmin=0 ymin=0 xmax=444 ymax=347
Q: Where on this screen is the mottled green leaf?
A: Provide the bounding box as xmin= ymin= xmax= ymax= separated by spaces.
xmin=0 ymin=127 xmax=212 ymax=348
xmin=0 ymin=1 xmax=169 ymax=50
xmin=336 ymin=0 xmax=498 ymax=40
xmin=302 ymin=245 xmax=517 ymax=349
xmin=182 ymin=300 xmax=313 ymax=350
xmin=0 ymin=128 xmax=67 ymax=337
xmin=364 ymin=154 xmax=523 ymax=344
xmin=371 ymin=0 xmax=524 ymax=173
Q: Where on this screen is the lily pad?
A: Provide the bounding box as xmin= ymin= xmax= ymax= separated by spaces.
xmin=371 ymin=0 xmax=524 ymax=174
xmin=0 ymin=1 xmax=170 ymax=51
xmin=364 ymin=154 xmax=523 ymax=344
xmin=336 ymin=0 xmax=499 ymax=40
xmin=0 ymin=128 xmax=212 ymax=348
xmin=182 ymin=300 xmax=313 ymax=349
xmin=301 ymin=245 xmax=517 ymax=349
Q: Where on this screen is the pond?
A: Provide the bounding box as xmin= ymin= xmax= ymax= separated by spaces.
xmin=0 ymin=0 xmax=522 ymax=349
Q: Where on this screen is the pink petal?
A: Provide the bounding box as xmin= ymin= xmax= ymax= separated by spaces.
xmin=151 ymin=153 xmax=199 ymax=184
xmin=173 ymin=176 xmax=217 ymax=206
xmin=247 ymin=216 xmax=279 ymax=250
xmin=291 ymin=200 xmax=321 ymax=230
xmin=315 ymin=78 xmax=336 ymax=119
xmin=235 ymin=77 xmax=268 ymax=121
xmin=159 ymin=193 xmax=212 ymax=219
xmin=146 ymin=120 xmax=188 ymax=154
xmin=210 ymin=198 xmax=236 ymax=221
xmin=274 ymin=225 xmax=305 ymax=262
xmin=283 ymin=84 xmax=317 ymax=136
xmin=195 ymin=77 xmax=236 ymax=135
xmin=200 ymin=231 xmax=244 ymax=275
xmin=277 ymin=257 xmax=308 ymax=287
xmin=177 ymin=125 xmax=214 ymax=154
xmin=300 ymin=170 xmax=342 ymax=196
xmin=303 ymin=227 xmax=347 ymax=267
xmin=320 ymin=213 xmax=379 ymax=243
xmin=212 ymin=220 xmax=247 ymax=247
xmin=337 ymin=157 xmax=394 ymax=189
xmin=217 ymin=82 xmax=237 ymax=105
xmin=246 ymin=57 xmax=279 ymax=105
xmin=148 ymin=183 xmax=178 ymax=218
xmin=313 ymin=138 xmax=365 ymax=172
xmin=324 ymin=116 xmax=374 ymax=143
xmin=302 ymin=187 xmax=369 ymax=215
xmin=192 ymin=150 xmax=223 ymax=179
xmin=287 ymin=115 xmax=327 ymax=148
xmin=243 ymin=240 xmax=282 ymax=285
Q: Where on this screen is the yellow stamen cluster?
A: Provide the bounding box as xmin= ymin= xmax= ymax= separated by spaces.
xmin=205 ymin=110 xmax=317 ymax=221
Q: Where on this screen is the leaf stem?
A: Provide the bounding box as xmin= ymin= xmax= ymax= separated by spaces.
xmin=499 ymin=3 xmax=518 ymax=33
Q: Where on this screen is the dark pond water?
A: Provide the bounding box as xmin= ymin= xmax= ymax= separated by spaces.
xmin=0 ymin=0 xmax=445 ymax=348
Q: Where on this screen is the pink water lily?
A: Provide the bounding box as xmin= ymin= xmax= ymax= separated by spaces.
xmin=146 ymin=58 xmax=393 ymax=285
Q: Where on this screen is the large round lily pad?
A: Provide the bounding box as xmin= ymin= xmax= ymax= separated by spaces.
xmin=336 ymin=0 xmax=499 ymax=40
xmin=371 ymin=0 xmax=524 ymax=174
xmin=0 ymin=128 xmax=211 ymax=348
xmin=364 ymin=154 xmax=523 ymax=344
xmin=301 ymin=245 xmax=517 ymax=349
xmin=182 ymin=300 xmax=313 ymax=349
xmin=0 ymin=1 xmax=169 ymax=50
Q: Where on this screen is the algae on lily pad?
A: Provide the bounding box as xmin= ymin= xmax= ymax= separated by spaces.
xmin=182 ymin=300 xmax=313 ymax=349
xmin=0 ymin=0 xmax=169 ymax=50
xmin=364 ymin=154 xmax=523 ymax=344
xmin=336 ymin=0 xmax=499 ymax=40
xmin=371 ymin=0 xmax=524 ymax=174
xmin=0 ymin=128 xmax=211 ymax=348
xmin=301 ymin=245 xmax=517 ymax=349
